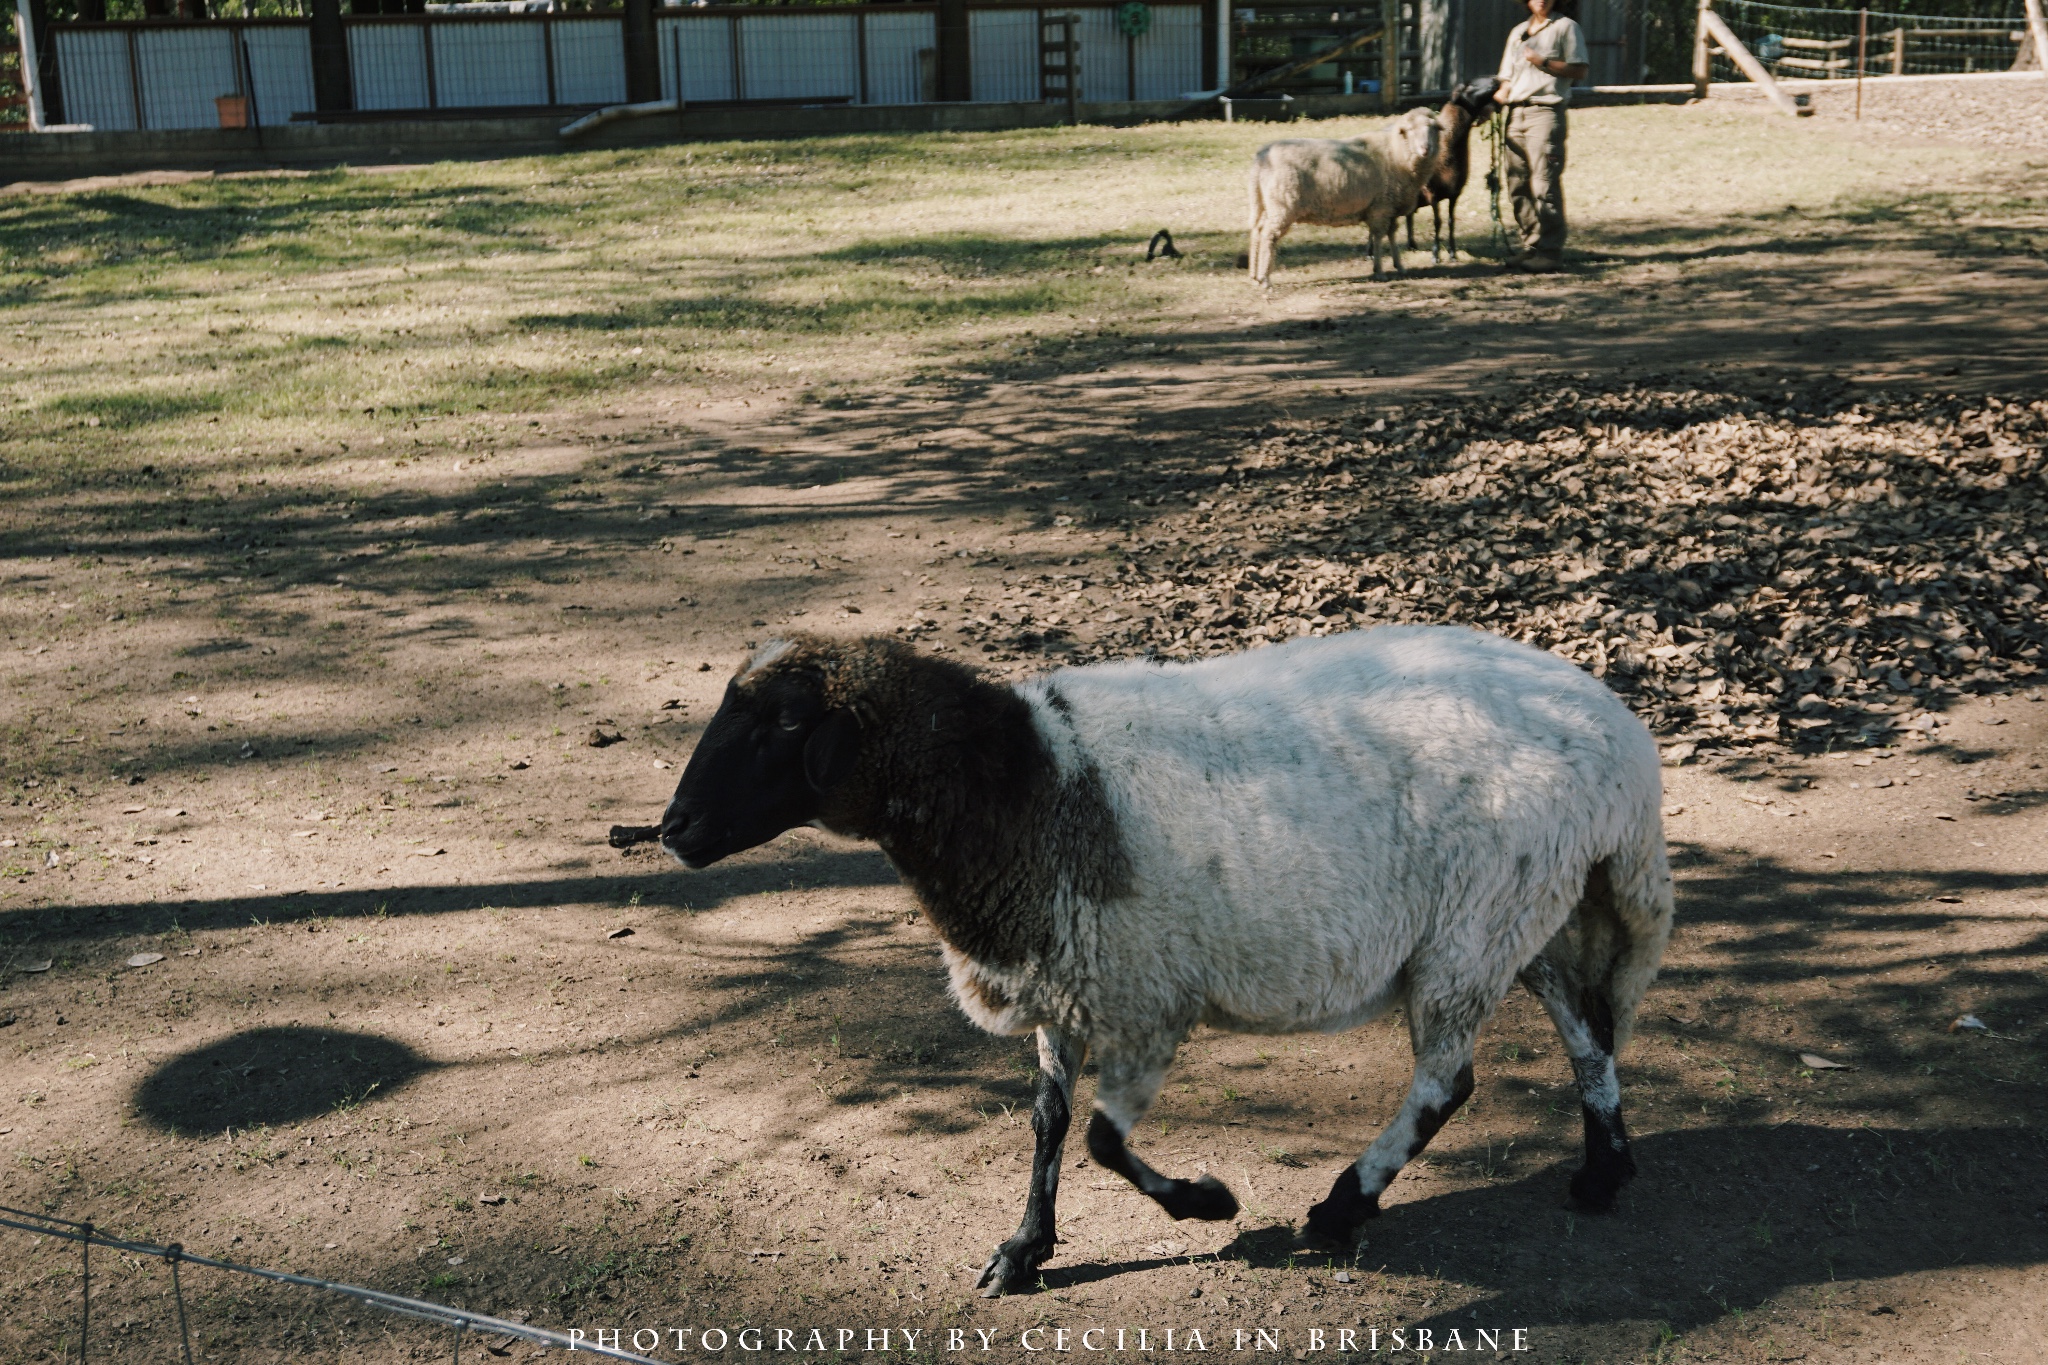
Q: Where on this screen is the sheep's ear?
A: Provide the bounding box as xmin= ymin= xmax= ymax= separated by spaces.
xmin=803 ymin=709 xmax=862 ymax=794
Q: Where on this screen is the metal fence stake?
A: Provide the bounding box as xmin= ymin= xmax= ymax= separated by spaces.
xmin=167 ymin=1244 xmax=196 ymax=1365
xmin=79 ymin=1221 xmax=92 ymax=1365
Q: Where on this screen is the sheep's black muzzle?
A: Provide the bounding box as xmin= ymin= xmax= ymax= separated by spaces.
xmin=659 ymin=804 xmax=730 ymax=869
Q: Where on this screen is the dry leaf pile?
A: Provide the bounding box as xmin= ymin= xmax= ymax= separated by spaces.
xmin=937 ymin=380 xmax=2048 ymax=758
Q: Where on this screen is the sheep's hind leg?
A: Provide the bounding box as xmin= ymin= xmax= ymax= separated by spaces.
xmin=1302 ymin=991 xmax=1483 ymax=1249
xmin=1519 ymin=946 xmax=1637 ymax=1212
xmin=1088 ymin=1054 xmax=1239 ymax=1222
xmin=977 ymin=1027 xmax=1082 ymax=1296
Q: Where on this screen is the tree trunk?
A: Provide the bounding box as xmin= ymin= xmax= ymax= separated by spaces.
xmin=622 ymin=0 xmax=661 ymax=104
xmin=309 ymin=0 xmax=354 ymax=112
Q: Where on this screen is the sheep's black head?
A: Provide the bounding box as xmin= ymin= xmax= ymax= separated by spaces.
xmin=1452 ymin=76 xmax=1500 ymax=115
xmin=660 ymin=640 xmax=864 ymax=868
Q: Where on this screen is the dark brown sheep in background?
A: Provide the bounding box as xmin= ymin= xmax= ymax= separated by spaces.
xmin=1405 ymin=77 xmax=1500 ymax=264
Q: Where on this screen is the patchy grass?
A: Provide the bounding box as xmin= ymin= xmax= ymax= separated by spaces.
xmin=1 ymin=104 xmax=2037 ymax=498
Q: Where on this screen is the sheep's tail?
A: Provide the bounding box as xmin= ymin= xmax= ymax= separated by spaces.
xmin=1582 ymin=816 xmax=1675 ymax=1055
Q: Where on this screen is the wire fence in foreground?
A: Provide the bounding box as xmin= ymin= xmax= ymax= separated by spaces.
xmin=0 ymin=1203 xmax=669 ymax=1365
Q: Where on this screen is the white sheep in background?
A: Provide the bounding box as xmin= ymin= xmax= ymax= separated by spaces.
xmin=659 ymin=625 xmax=1674 ymax=1295
xmin=1246 ymin=106 xmax=1443 ymax=285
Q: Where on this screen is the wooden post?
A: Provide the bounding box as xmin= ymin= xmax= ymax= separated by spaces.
xmin=2025 ymin=0 xmax=2048 ymax=78
xmin=1691 ymin=0 xmax=1711 ymax=98
xmin=1889 ymin=25 xmax=1903 ymax=74
xmin=1854 ymin=7 xmax=1865 ymax=118
xmin=19 ymin=0 xmax=62 ymax=125
xmin=308 ymin=0 xmax=353 ymax=113
xmin=1379 ymin=0 xmax=1396 ymax=109
xmin=1702 ymin=9 xmax=1809 ymax=117
xmin=622 ymin=0 xmax=660 ymax=103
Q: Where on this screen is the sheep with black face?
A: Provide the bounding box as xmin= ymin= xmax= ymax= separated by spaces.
xmin=662 ymin=626 xmax=1673 ymax=1295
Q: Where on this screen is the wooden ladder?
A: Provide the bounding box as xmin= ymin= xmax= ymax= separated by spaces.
xmin=1041 ymin=12 xmax=1080 ymax=124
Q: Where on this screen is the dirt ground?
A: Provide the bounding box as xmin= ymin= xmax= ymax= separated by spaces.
xmin=3 ymin=92 xmax=2048 ymax=1364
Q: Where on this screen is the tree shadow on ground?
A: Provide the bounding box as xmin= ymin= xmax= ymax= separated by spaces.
xmin=134 ymin=1026 xmax=436 ymax=1135
xmin=1146 ymin=1121 xmax=2048 ymax=1333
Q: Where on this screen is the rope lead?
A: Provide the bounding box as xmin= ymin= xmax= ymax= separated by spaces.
xmin=1484 ymin=107 xmax=1509 ymax=259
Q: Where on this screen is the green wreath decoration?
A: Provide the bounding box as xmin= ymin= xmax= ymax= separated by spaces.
xmin=1115 ymin=1 xmax=1152 ymax=38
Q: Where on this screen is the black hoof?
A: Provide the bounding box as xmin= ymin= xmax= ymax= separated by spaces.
xmin=975 ymin=1238 xmax=1051 ymax=1297
xmin=1566 ymin=1153 xmax=1636 ymax=1213
xmin=1303 ymin=1167 xmax=1380 ymax=1248
xmin=1158 ymin=1174 xmax=1239 ymax=1222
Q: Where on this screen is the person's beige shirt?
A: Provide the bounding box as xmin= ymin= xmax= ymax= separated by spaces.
xmin=1497 ymin=15 xmax=1591 ymax=105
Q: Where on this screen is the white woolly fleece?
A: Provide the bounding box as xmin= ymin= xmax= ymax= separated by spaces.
xmin=944 ymin=625 xmax=1671 ymax=1130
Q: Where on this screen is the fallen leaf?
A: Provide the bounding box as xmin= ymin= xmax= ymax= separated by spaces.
xmin=121 ymin=805 xmax=145 ymax=815
xmin=1949 ymin=1014 xmax=1989 ymax=1033
xmin=653 ymin=759 xmax=673 ymax=770
xmin=1661 ymin=803 xmax=1685 ymax=816
xmin=478 ymin=1193 xmax=506 ymax=1206
xmin=413 ymin=848 xmax=446 ymax=857
xmin=1143 ymin=1240 xmax=1188 ymax=1258
xmin=588 ymin=728 xmax=623 ymax=748
xmin=659 ymin=699 xmax=683 ymax=710
xmin=607 ymin=927 xmax=634 ymax=939
xmin=507 ymin=759 xmax=530 ymax=771
xmin=1799 ymin=1053 xmax=1850 ymax=1070
xmin=22 ymin=960 xmax=53 ymax=973
xmin=125 ymin=952 xmax=164 ymax=968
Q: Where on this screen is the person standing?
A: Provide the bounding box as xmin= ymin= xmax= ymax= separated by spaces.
xmin=1493 ymin=0 xmax=1590 ymax=272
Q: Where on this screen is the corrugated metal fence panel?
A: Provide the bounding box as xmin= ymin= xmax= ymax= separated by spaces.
xmin=244 ymin=26 xmax=317 ymax=124
xmin=736 ymin=11 xmax=858 ymax=101
xmin=1075 ymin=7 xmax=1124 ymax=100
xmin=434 ymin=20 xmax=548 ymax=105
xmin=863 ymin=9 xmax=935 ymax=104
xmin=137 ymin=28 xmax=238 ymax=128
xmin=661 ymin=15 xmax=736 ymax=102
xmin=54 ymin=30 xmax=137 ymax=131
xmin=351 ymin=24 xmax=430 ymax=110
xmin=968 ymin=7 xmax=1036 ymax=101
xmin=552 ymin=17 xmax=625 ymax=105
xmin=1134 ymin=4 xmax=1201 ymax=97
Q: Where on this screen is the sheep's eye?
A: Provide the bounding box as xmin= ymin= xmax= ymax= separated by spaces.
xmin=779 ymin=716 xmax=803 ymax=733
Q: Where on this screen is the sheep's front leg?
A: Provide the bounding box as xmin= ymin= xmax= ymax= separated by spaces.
xmin=976 ymin=1027 xmax=1081 ymax=1297
xmin=1302 ymin=992 xmax=1483 ymax=1248
xmin=1086 ymin=1054 xmax=1239 ymax=1222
